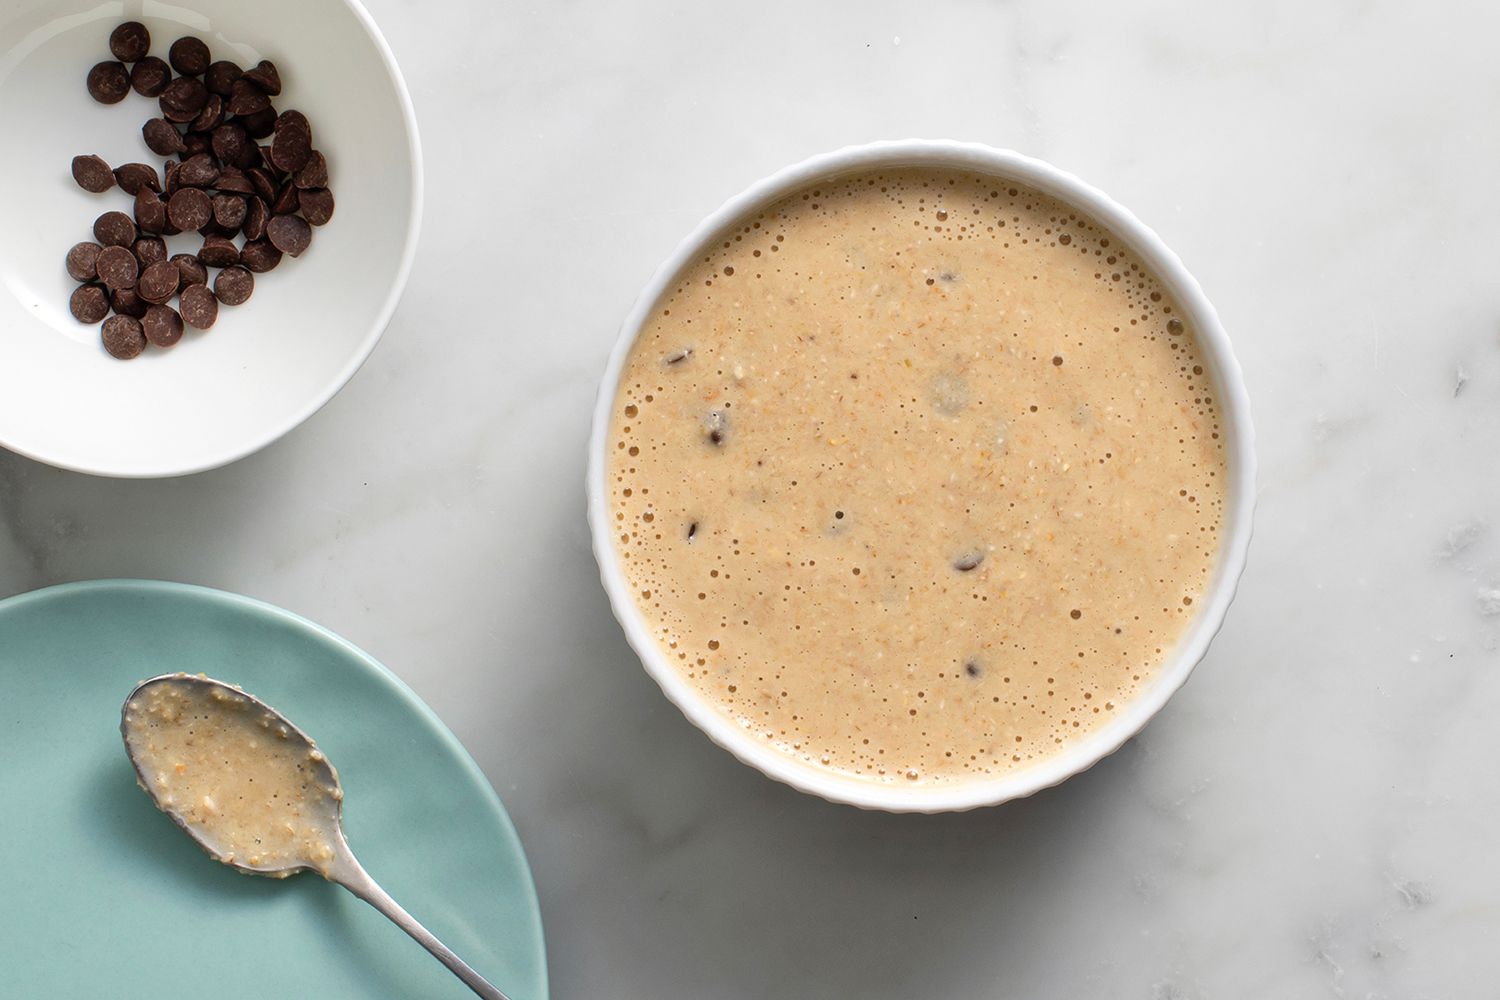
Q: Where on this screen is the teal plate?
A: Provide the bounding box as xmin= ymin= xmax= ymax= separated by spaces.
xmin=0 ymin=580 xmax=547 ymax=1000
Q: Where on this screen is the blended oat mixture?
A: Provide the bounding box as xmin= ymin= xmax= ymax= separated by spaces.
xmin=607 ymin=168 xmax=1226 ymax=784
xmin=122 ymin=676 xmax=342 ymax=873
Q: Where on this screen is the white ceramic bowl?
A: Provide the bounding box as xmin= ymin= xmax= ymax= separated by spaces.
xmin=0 ymin=0 xmax=420 ymax=477
xmin=588 ymin=140 xmax=1256 ymax=813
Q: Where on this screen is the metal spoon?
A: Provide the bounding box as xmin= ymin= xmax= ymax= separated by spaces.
xmin=120 ymin=673 xmax=510 ymax=1000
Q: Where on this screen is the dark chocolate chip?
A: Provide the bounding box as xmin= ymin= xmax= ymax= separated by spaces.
xmin=93 ymin=211 xmax=136 ymax=247
xmin=213 ymin=164 xmax=255 ymax=195
xmin=227 ymin=78 xmax=270 ymax=116
xmin=70 ymin=283 xmax=110 ymax=323
xmin=130 ymin=57 xmax=172 ymax=97
xmin=168 ymin=36 xmax=211 ymax=76
xmin=138 ymin=260 xmax=179 ymax=304
xmin=162 ymin=159 xmax=181 ymax=196
xmin=113 ymin=162 xmax=161 ymax=196
xmin=210 ymin=193 xmax=247 ymax=231
xmin=241 ymin=59 xmax=281 ymax=96
xmin=143 ymin=304 xmax=184 ymax=347
xmin=293 ymin=151 xmax=328 ymax=190
xmin=952 ymin=550 xmax=985 ymax=572
xmin=266 ymin=214 xmax=310 ymax=256
xmin=964 ymin=660 xmax=983 ymax=679
xmin=177 ymin=153 xmax=219 ymax=188
xmin=687 ymin=521 xmax=698 ymax=541
xmin=198 ymin=235 xmax=240 ymax=268
xmin=110 ymin=286 xmax=147 ymax=319
xmin=66 ymin=242 xmax=102 ymax=282
xmin=95 ymin=245 xmax=139 ymax=290
xmin=71 ymin=154 xmax=114 ymax=193
xmin=246 ymin=167 xmax=278 ymax=204
xmin=86 ymin=61 xmax=130 ymax=104
xmin=213 ymin=266 xmax=254 ymax=305
xmin=238 ymin=105 xmax=276 ymax=139
xmin=270 ymin=182 xmax=299 ymax=216
xmin=204 ymin=60 xmax=242 ymax=96
xmin=143 ymin=118 xmax=187 ymax=156
xmin=166 ymin=188 xmax=211 ymax=232
xmin=170 ymin=253 xmax=208 ymax=288
xmin=132 ymin=237 xmax=167 ymax=268
xmin=179 ymin=283 xmax=218 ymax=330
xmin=665 ymin=348 xmax=693 ymax=365
xmin=238 ymin=239 xmax=282 ymax=273
xmin=270 ymin=121 xmax=311 ymax=173
xmin=189 ymin=93 xmax=224 ymax=133
xmin=159 ymin=76 xmax=208 ymax=118
xmin=299 ymin=187 xmax=334 ymax=226
xmin=109 ymin=21 xmax=151 ymax=63
xmin=101 ymin=315 xmax=146 ymax=359
xmin=180 ymin=130 xmax=212 ymax=159
xmin=209 ymin=123 xmax=248 ymax=166
xmin=242 ymin=197 xmax=269 ymax=241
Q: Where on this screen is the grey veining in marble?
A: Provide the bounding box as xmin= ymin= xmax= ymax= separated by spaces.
xmin=4 ymin=0 xmax=1500 ymax=996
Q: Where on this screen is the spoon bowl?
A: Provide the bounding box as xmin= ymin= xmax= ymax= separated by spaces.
xmin=121 ymin=672 xmax=511 ymax=1000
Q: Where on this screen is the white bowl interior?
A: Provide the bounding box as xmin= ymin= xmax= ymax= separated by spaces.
xmin=0 ymin=0 xmax=419 ymax=476
xmin=588 ymin=140 xmax=1257 ymax=812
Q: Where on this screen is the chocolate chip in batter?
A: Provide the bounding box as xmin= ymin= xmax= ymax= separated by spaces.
xmin=665 ymin=348 xmax=694 ymax=366
xmin=703 ymin=409 xmax=729 ymax=446
xmin=952 ymin=550 xmax=985 ymax=572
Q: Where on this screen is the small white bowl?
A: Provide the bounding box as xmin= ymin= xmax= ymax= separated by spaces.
xmin=588 ymin=140 xmax=1256 ymax=813
xmin=0 ymin=0 xmax=420 ymax=477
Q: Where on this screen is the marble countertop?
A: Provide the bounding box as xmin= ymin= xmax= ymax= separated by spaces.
xmin=4 ymin=0 xmax=1497 ymax=995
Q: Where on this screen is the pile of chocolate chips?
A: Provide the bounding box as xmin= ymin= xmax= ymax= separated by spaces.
xmin=70 ymin=21 xmax=334 ymax=360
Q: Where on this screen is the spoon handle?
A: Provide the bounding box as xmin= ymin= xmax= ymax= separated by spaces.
xmin=331 ymin=854 xmax=512 ymax=1000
